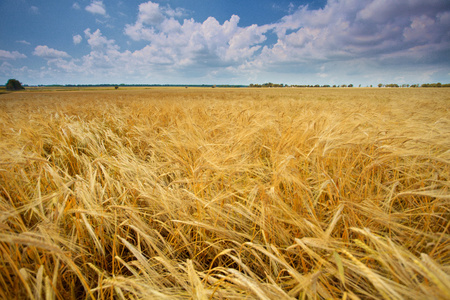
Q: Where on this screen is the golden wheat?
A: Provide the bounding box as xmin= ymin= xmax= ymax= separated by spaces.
xmin=0 ymin=87 xmax=449 ymax=299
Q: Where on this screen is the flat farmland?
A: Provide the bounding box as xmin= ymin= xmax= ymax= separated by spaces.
xmin=0 ymin=88 xmax=449 ymax=299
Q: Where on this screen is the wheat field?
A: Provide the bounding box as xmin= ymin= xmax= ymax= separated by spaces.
xmin=0 ymin=87 xmax=449 ymax=299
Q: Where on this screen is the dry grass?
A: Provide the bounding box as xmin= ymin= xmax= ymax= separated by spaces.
xmin=0 ymin=87 xmax=449 ymax=299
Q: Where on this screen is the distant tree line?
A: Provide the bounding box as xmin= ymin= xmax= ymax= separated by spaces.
xmin=377 ymin=83 xmax=450 ymax=87
xmin=249 ymin=82 xmax=450 ymax=88
xmin=420 ymin=83 xmax=450 ymax=87
xmin=250 ymin=82 xmax=285 ymax=87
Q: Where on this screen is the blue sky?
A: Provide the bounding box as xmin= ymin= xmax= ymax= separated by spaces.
xmin=1 ymin=0 xmax=449 ymax=86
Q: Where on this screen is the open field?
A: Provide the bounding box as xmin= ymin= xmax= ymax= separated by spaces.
xmin=0 ymin=88 xmax=449 ymax=299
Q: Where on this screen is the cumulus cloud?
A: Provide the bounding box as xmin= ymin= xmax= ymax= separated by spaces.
xmin=85 ymin=1 xmax=106 ymax=16
xmin=24 ymin=29 xmax=125 ymax=84
xmin=137 ymin=1 xmax=165 ymax=25
xmin=254 ymin=0 xmax=450 ymax=71
xmin=124 ymin=1 xmax=270 ymax=68
xmin=33 ymin=45 xmax=70 ymax=59
xmin=117 ymin=0 xmax=440 ymax=80
xmin=73 ymin=34 xmax=82 ymax=45
xmin=72 ymin=2 xmax=81 ymax=10
xmin=0 ymin=50 xmax=27 ymax=60
xmin=84 ymin=29 xmax=118 ymax=50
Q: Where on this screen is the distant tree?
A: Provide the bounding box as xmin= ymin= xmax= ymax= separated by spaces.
xmin=348 ymin=84 xmax=353 ymax=87
xmin=422 ymin=82 xmax=445 ymax=87
xmin=378 ymin=83 xmax=383 ymax=88
xmin=114 ymin=85 xmax=119 ymax=90
xmin=6 ymin=79 xmax=25 ymax=91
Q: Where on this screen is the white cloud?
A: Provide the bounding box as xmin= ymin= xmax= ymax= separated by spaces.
xmin=73 ymin=35 xmax=82 ymax=45
xmin=137 ymin=1 xmax=165 ymax=25
xmin=33 ymin=45 xmax=70 ymax=59
xmin=164 ymin=6 xmax=185 ymax=18
xmin=254 ymin=0 xmax=450 ymax=71
xmin=84 ymin=29 xmax=118 ymax=50
xmin=131 ymin=1 xmax=185 ymax=26
xmin=124 ymin=1 xmax=270 ymax=68
xmin=16 ymin=40 xmax=31 ymax=45
xmin=72 ymin=2 xmax=81 ymax=10
xmin=85 ymin=1 xmax=106 ymax=16
xmin=0 ymin=50 xmax=27 ymax=60
xmin=29 ymin=6 xmax=39 ymax=14
xmin=0 ymin=62 xmax=13 ymax=74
